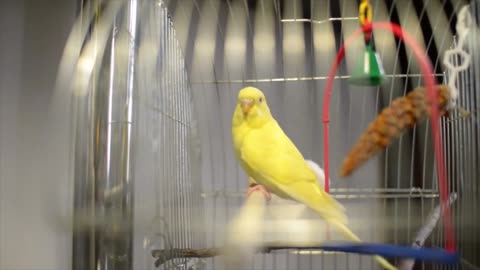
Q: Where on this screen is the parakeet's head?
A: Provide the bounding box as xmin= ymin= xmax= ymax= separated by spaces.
xmin=234 ymin=87 xmax=272 ymax=126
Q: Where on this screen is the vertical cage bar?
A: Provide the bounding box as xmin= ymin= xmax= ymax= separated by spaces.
xmin=95 ymin=0 xmax=138 ymax=269
xmin=71 ymin=0 xmax=137 ymax=270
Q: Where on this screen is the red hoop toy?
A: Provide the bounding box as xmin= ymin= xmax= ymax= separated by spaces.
xmin=321 ymin=22 xmax=456 ymax=253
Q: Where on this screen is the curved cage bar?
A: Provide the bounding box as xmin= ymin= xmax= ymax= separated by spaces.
xmin=65 ymin=1 xmax=203 ymax=270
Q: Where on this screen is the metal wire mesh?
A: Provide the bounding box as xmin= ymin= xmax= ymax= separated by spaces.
xmin=134 ymin=2 xmax=204 ymax=270
xmin=439 ymin=5 xmax=480 ymax=269
xmin=158 ymin=0 xmax=480 ymax=270
xmin=68 ymin=1 xmax=203 ymax=270
xmin=66 ymin=0 xmax=480 ymax=269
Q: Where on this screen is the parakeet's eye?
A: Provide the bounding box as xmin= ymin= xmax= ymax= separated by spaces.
xmin=259 ymin=97 xmax=263 ymax=103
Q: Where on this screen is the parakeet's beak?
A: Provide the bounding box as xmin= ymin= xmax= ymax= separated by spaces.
xmin=240 ymin=98 xmax=254 ymax=115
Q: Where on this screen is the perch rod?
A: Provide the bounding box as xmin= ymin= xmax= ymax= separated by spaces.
xmin=222 ymin=186 xmax=269 ymax=268
xmin=152 ymin=242 xmax=458 ymax=267
xmin=151 ymin=193 xmax=459 ymax=268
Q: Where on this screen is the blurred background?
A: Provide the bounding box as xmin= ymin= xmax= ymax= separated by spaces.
xmin=0 ymin=1 xmax=77 ymax=270
xmin=0 ymin=0 xmax=479 ymax=270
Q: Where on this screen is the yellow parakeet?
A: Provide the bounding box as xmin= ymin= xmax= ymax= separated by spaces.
xmin=231 ymin=86 xmax=397 ymax=270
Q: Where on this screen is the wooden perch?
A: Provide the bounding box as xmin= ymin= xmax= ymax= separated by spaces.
xmin=152 ymin=248 xmax=220 ymax=267
xmin=151 ymin=244 xmax=337 ymax=267
xmin=223 ymin=189 xmax=269 ymax=269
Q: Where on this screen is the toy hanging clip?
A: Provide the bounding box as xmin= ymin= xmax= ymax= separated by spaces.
xmin=443 ymin=5 xmax=472 ymax=108
xmin=359 ymin=0 xmax=373 ymax=42
xmin=349 ymin=0 xmax=386 ymax=87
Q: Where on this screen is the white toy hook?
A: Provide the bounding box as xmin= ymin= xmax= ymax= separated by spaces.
xmin=443 ymin=5 xmax=473 ymax=108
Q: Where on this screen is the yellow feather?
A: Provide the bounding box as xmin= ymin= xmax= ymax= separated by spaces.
xmin=232 ymin=87 xmax=345 ymax=222
xmin=240 ymin=120 xmax=347 ymax=223
xmin=232 ymin=87 xmax=397 ymax=270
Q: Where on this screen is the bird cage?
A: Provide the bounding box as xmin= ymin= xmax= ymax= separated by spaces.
xmin=58 ymin=1 xmax=203 ymax=270
xmin=61 ymin=0 xmax=480 ymax=270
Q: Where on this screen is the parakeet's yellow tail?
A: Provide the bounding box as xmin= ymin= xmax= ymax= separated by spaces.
xmin=293 ymin=184 xmax=348 ymax=225
xmin=327 ymin=219 xmax=398 ymax=270
xmin=284 ymin=179 xmax=396 ymax=269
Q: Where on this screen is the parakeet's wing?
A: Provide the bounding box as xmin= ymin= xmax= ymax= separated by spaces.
xmin=240 ymin=120 xmax=347 ymax=223
xmin=240 ymin=121 xmax=314 ymax=182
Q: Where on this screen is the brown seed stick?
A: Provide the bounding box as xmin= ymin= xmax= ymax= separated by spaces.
xmin=340 ymin=85 xmax=451 ymax=177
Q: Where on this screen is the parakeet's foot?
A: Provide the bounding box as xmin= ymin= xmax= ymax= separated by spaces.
xmin=247 ymin=184 xmax=272 ymax=201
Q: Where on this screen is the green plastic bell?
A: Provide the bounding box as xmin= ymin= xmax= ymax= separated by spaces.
xmin=348 ymin=44 xmax=385 ymax=86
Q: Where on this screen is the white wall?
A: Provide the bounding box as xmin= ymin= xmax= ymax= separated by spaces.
xmin=0 ymin=0 xmax=76 ymax=269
